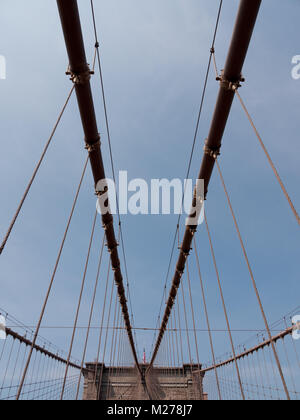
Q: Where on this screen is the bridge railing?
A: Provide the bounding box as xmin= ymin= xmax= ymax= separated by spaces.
xmin=0 ymin=311 xmax=83 ymax=401
xmin=200 ymin=316 xmax=300 ymax=400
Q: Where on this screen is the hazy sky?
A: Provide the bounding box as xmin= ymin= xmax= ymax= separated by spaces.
xmin=0 ymin=0 xmax=299 ymax=370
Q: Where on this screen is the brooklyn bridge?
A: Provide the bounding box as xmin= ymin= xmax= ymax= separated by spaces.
xmin=0 ymin=0 xmax=299 ymax=401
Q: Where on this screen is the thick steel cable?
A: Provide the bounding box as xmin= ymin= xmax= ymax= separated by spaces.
xmin=215 ymin=159 xmax=290 ymax=400
xmin=60 ymin=210 xmax=98 ymax=399
xmin=0 ymin=86 xmax=75 ymax=256
xmin=16 ymin=157 xmax=88 ymax=400
xmin=204 ymin=212 xmax=245 ymax=400
xmin=75 ymin=233 xmax=106 ymax=400
xmin=235 ymin=90 xmax=300 ymax=226
xmin=194 ymin=237 xmax=222 ymax=400
xmin=151 ymin=0 xmax=224 ymax=351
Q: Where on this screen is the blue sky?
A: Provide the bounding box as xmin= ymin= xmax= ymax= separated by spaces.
xmin=0 ymin=0 xmax=299 ymax=370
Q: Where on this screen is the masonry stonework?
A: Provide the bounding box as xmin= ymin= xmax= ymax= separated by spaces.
xmin=83 ymin=363 xmax=205 ymax=401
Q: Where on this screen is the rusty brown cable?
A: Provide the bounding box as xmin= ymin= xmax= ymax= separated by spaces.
xmin=172 ymin=304 xmax=181 ymax=378
xmin=235 ymin=90 xmax=300 ymax=226
xmin=204 ymin=212 xmax=245 ymax=400
xmin=16 ymin=157 xmax=88 ymax=400
xmin=194 ymin=237 xmax=222 ymax=400
xmin=215 ymin=159 xmax=290 ymax=400
xmin=106 ymin=294 xmax=118 ymax=400
xmin=0 ymin=86 xmax=75 ymax=256
xmin=93 ymin=259 xmax=111 ymax=390
xmin=60 ymin=210 xmax=98 ymax=400
xmin=181 ymin=282 xmax=193 ymax=372
xmin=90 ymin=0 xmax=137 ymax=339
xmin=97 ymin=272 xmax=115 ymax=399
xmin=75 ymin=233 xmax=106 ymax=400
xmin=7 ymin=340 xmax=21 ymax=399
xmin=151 ymin=0 xmax=224 ymax=349
xmin=281 ymin=337 xmax=297 ymax=397
xmin=176 ymin=297 xmax=185 ymax=379
xmin=285 ymin=317 xmax=300 ymax=369
xmin=170 ymin=312 xmax=176 ymax=370
xmin=186 ymin=261 xmax=201 ymax=371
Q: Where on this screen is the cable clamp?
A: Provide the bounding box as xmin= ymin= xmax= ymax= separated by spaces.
xmin=204 ymin=139 xmax=221 ymax=160
xmin=182 ymin=249 xmax=191 ymax=257
xmin=217 ymin=70 xmax=245 ymax=91
xmin=85 ymin=136 xmax=101 ymax=153
xmin=66 ymin=65 xmax=93 ymax=85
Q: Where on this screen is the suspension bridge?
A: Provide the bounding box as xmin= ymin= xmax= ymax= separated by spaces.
xmin=0 ymin=0 xmax=299 ymax=401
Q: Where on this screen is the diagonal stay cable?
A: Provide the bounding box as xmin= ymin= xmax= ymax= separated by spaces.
xmin=235 ymin=90 xmax=300 ymax=226
xmin=90 ymin=0 xmax=137 ymax=338
xmin=194 ymin=237 xmax=222 ymax=400
xmin=151 ymin=0 xmax=224 ymax=350
xmin=75 ymin=233 xmax=105 ymax=400
xmin=60 ymin=210 xmax=98 ymax=400
xmin=204 ymin=211 xmax=245 ymax=400
xmin=0 ymin=86 xmax=75 ymax=256
xmin=215 ymin=158 xmax=291 ymax=400
xmin=16 ymin=157 xmax=89 ymax=400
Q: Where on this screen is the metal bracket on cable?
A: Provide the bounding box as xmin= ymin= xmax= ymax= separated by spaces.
xmin=66 ymin=65 xmax=94 ymax=84
xmin=182 ymin=248 xmax=192 ymax=257
xmin=85 ymin=135 xmax=101 ymax=153
xmin=217 ymin=70 xmax=245 ymax=91
xmin=204 ymin=139 xmax=221 ymax=160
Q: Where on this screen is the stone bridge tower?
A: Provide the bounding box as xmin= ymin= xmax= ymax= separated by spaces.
xmin=83 ymin=363 xmax=206 ymax=400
